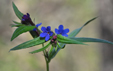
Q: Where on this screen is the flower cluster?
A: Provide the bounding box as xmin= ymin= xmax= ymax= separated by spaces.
xmin=21 ymin=13 xmax=70 ymax=42
xmin=33 ymin=23 xmax=69 ymax=41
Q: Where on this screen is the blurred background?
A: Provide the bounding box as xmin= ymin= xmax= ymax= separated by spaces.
xmin=0 ymin=0 xmax=113 ymax=71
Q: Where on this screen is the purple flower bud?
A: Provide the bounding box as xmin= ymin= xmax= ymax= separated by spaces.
xmin=21 ymin=13 xmax=35 ymax=25
xmin=50 ymin=35 xmax=57 ymax=44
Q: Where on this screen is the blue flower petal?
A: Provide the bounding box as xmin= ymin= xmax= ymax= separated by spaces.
xmin=33 ymin=23 xmax=42 ymax=31
xmin=41 ymin=27 xmax=46 ymax=32
xmin=45 ymin=34 xmax=50 ymax=41
xmin=55 ymin=29 xmax=59 ymax=34
xmin=36 ymin=23 xmax=42 ymax=27
xmin=63 ymin=29 xmax=69 ymax=34
xmin=59 ymin=25 xmax=63 ymax=30
xmin=40 ymin=33 xmax=47 ymax=37
xmin=58 ymin=30 xmax=63 ymax=34
xmin=49 ymin=31 xmax=53 ymax=36
xmin=62 ymin=34 xmax=68 ymax=37
xmin=47 ymin=26 xmax=51 ymax=31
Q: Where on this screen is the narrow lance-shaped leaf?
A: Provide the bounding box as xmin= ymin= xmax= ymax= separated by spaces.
xmin=11 ymin=21 xmax=25 ymax=27
xmin=10 ymin=37 xmax=45 ymax=51
xmin=13 ymin=21 xmax=22 ymax=25
xmin=11 ymin=26 xmax=36 ymax=41
xmin=57 ymin=35 xmax=86 ymax=45
xmin=69 ymin=17 xmax=97 ymax=37
xmin=11 ymin=24 xmax=25 ymax=27
xmin=12 ymin=2 xmax=24 ymax=20
xmin=68 ymin=37 xmax=113 ymax=45
xmin=30 ymin=42 xmax=51 ymax=54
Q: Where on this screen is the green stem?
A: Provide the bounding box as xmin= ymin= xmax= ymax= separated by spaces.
xmin=46 ymin=58 xmax=49 ymax=71
xmin=42 ymin=44 xmax=49 ymax=71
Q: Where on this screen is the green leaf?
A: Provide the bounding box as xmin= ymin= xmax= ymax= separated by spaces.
xmin=12 ymin=2 xmax=24 ymax=20
xmin=11 ymin=26 xmax=35 ymax=41
xmin=68 ymin=37 xmax=113 ymax=45
xmin=11 ymin=23 xmax=25 ymax=27
xmin=30 ymin=42 xmax=50 ymax=54
xmin=69 ymin=17 xmax=97 ymax=37
xmin=13 ymin=21 xmax=22 ymax=25
xmin=11 ymin=21 xmax=25 ymax=27
xmin=57 ymin=35 xmax=86 ymax=45
xmin=11 ymin=24 xmax=25 ymax=27
xmin=10 ymin=37 xmax=45 ymax=51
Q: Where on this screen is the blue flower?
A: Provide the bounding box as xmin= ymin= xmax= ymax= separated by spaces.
xmin=40 ymin=26 xmax=53 ymax=41
xmin=33 ymin=23 xmax=42 ymax=31
xmin=55 ymin=25 xmax=69 ymax=37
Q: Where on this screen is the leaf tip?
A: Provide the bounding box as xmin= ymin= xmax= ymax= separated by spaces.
xmin=9 ymin=49 xmax=12 ymax=52
xmin=10 ymin=37 xmax=13 ymax=41
xmin=12 ymin=2 xmax=15 ymax=6
xmin=29 ymin=52 xmax=33 ymax=54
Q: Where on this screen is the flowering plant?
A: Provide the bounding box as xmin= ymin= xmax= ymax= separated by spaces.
xmin=10 ymin=2 xmax=113 ymax=71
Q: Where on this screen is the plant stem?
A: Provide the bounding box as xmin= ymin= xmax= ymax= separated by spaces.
xmin=46 ymin=58 xmax=49 ymax=71
xmin=42 ymin=44 xmax=49 ymax=71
